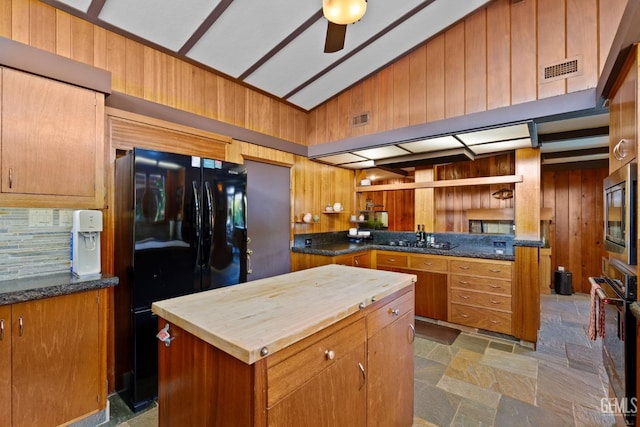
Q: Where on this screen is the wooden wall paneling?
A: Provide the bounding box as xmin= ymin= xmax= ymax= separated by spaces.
xmin=568 ymin=170 xmax=583 ymax=291
xmin=349 ymin=81 xmax=366 ymax=138
xmin=70 ymin=13 xmax=93 ymax=64
xmin=0 ymin=0 xmax=10 ymax=38
xmin=486 ymin=0 xmax=511 ymax=110
xmin=414 ymin=167 xmax=435 ymax=231
xmin=541 ymin=169 xmax=556 ymax=290
xmin=29 ymin=0 xmax=55 ymax=52
xmin=464 ymin=8 xmax=487 ymax=115
xmin=392 ymin=54 xmax=411 ymax=129
xmin=554 ymin=170 xmax=569 ymax=274
xmin=93 ymin=25 xmax=107 ymax=73
xmin=326 ymin=97 xmax=340 ymax=142
xmin=377 ymin=66 xmax=394 ymax=133
xmin=361 ymin=76 xmax=378 ymax=135
xmin=510 ymin=0 xmax=538 ymax=105
xmin=566 ymin=0 xmax=598 ymax=92
xmin=55 ymin=9 xmax=71 ymax=58
xmin=598 ymin=0 xmax=628 ymax=75
xmin=337 ymin=91 xmax=350 ymax=141
xmin=444 ymin=22 xmax=465 ymax=119
xmin=409 ymin=45 xmax=427 ymax=126
xmin=581 ymin=169 xmax=607 ymax=292
xmin=106 ymin=32 xmax=127 ymax=93
xmin=11 ymin=0 xmax=29 ymax=44
xmin=514 ymin=148 xmax=540 ymax=240
xmin=537 ymin=0 xmax=567 ymax=99
xmin=233 ymin=84 xmax=247 ymax=129
xmin=426 ymin=34 xmax=445 ymax=122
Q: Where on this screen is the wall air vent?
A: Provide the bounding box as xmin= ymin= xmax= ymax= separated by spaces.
xmin=540 ymin=56 xmax=583 ymax=83
xmin=351 ymin=113 xmax=370 ymax=127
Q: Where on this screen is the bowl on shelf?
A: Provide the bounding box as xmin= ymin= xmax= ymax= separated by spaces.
xmin=303 ymin=213 xmax=312 ymax=223
xmin=333 ymin=202 xmax=342 ymax=212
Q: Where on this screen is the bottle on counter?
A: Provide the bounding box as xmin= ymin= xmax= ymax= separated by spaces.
xmin=416 ymin=225 xmax=422 ymax=242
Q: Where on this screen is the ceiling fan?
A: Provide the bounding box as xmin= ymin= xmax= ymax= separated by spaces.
xmin=323 ymin=0 xmax=367 ymax=53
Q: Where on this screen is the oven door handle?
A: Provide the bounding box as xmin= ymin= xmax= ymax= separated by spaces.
xmin=596 ymin=287 xmax=624 ymax=306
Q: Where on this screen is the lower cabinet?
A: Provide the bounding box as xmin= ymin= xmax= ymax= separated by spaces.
xmin=0 ymin=290 xmax=105 ymax=427
xmin=157 ymin=287 xmax=414 ymax=426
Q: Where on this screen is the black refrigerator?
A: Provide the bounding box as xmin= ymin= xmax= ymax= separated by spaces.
xmin=114 ymin=147 xmax=247 ymax=411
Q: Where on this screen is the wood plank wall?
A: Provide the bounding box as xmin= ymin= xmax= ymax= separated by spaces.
xmin=434 ymin=154 xmax=516 ymax=232
xmin=0 ymin=0 xmax=308 ymax=145
xmin=308 ymin=0 xmax=627 ymax=145
xmin=542 ymin=166 xmax=608 ymax=293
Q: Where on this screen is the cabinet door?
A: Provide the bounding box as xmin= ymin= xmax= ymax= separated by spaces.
xmin=415 ymin=271 xmax=448 ymax=321
xmin=11 ymin=291 xmax=100 ymax=427
xmin=268 ymin=342 xmax=366 ymax=427
xmin=367 ymin=311 xmax=414 ymax=427
xmin=0 ymin=305 xmax=10 ymax=427
xmin=1 ymin=68 xmax=99 ymax=198
xmin=353 ymin=252 xmax=370 ymax=268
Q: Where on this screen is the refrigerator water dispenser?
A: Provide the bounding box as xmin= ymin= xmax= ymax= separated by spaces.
xmin=71 ymin=210 xmax=102 ymax=277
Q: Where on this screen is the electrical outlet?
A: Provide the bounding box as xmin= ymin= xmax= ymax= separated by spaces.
xmin=305 ymin=238 xmax=312 ymax=246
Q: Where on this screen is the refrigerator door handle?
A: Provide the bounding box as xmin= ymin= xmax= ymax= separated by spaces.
xmin=191 ymin=180 xmax=202 ymax=268
xmin=204 ymin=181 xmax=214 ymax=269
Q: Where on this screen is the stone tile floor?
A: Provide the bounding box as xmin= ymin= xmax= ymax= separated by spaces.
xmin=104 ymin=293 xmax=621 ymax=427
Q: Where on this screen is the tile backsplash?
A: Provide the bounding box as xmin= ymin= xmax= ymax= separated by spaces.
xmin=0 ymin=208 xmax=75 ymax=282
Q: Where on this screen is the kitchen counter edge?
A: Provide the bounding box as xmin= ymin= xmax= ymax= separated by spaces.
xmin=0 ymin=273 xmax=119 ymax=305
xmin=291 ymin=243 xmax=515 ymax=261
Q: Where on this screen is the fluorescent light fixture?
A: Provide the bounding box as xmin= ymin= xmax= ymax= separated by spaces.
xmin=468 ymin=138 xmax=532 ymax=155
xmin=457 ymin=123 xmax=530 ymax=145
xmin=398 ymin=136 xmax=463 ymax=153
xmin=352 ymin=145 xmax=409 ymax=159
xmin=316 ymin=153 xmax=367 ymax=164
xmin=374 ymin=147 xmax=475 ymax=168
xmin=341 ymin=160 xmax=375 ymax=169
xmin=542 ymin=153 xmax=608 ymax=164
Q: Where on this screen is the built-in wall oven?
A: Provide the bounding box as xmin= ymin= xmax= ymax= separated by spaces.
xmin=591 ymin=257 xmax=637 ymax=425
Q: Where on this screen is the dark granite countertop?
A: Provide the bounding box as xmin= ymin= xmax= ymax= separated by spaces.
xmin=0 ymin=273 xmax=119 ymax=306
xmin=291 ymin=242 xmax=515 ymax=261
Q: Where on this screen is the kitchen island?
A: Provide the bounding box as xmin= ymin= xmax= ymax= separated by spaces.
xmin=151 ymin=264 xmax=416 ymax=426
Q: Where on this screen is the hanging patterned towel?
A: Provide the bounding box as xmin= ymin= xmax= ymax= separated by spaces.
xmin=589 ymin=281 xmax=605 ymax=340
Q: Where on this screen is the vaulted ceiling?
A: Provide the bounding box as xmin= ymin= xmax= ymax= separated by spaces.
xmin=41 ymin=0 xmax=492 ymax=111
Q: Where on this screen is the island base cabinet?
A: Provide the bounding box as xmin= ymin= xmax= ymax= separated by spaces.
xmin=157 ymin=322 xmax=258 ymax=427
xmin=156 ymin=286 xmax=415 ymax=427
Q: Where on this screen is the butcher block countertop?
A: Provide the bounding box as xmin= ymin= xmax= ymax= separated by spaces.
xmin=151 ymin=264 xmax=416 ymax=365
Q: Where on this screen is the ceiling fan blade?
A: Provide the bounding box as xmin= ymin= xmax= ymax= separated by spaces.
xmin=324 ymin=21 xmax=347 ymax=53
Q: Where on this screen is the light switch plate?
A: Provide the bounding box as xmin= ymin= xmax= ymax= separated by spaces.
xmin=28 ymin=209 xmax=54 ymax=227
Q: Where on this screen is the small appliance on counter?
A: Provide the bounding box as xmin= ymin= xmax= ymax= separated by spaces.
xmin=71 ymin=210 xmax=102 ymax=277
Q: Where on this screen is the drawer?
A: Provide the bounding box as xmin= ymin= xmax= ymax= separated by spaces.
xmin=450 ymin=289 xmax=511 ymax=312
xmin=408 ymin=255 xmax=447 ymax=272
xmin=449 ymin=259 xmax=512 ymax=279
xmin=267 ymin=318 xmax=366 ymax=406
xmin=449 ymin=303 xmax=512 ymax=335
xmin=376 ymin=252 xmax=408 ymax=268
xmin=450 ymin=274 xmax=512 ymax=295
xmin=367 ymin=290 xmax=414 ymax=338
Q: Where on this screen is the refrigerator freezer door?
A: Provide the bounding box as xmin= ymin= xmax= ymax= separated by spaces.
xmin=201 ymin=160 xmax=247 ymax=290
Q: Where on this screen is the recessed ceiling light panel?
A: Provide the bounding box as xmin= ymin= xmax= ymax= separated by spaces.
xmin=457 ymin=123 xmax=530 ymax=145
xmin=315 ymin=153 xmax=367 ymax=164
xmin=352 ymin=145 xmax=409 ymax=159
xmin=468 ymin=138 xmax=532 ymax=155
xmin=398 ymin=136 xmax=462 ymax=153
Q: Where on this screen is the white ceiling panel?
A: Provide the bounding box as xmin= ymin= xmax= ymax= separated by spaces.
xmin=398 ymin=136 xmax=463 ymax=153
xmin=187 ymin=0 xmax=320 ymax=78
xmin=53 ymin=0 xmax=92 ymax=12
xmin=457 ymin=123 xmax=530 ymax=145
xmin=287 ymin=0 xmax=492 ymax=109
xmin=99 ymin=0 xmax=220 ymax=51
xmin=468 ymin=138 xmax=532 ymax=155
xmin=316 ymin=153 xmax=367 ymax=164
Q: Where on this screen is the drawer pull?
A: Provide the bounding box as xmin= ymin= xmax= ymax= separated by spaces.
xmin=458 ymin=280 xmax=469 ymax=285
xmin=408 ymin=324 xmax=415 ymax=343
xmin=19 ymin=316 xmax=23 ymax=336
xmin=489 ymin=269 xmax=501 ymax=273
xmin=8 ymin=168 xmax=13 ymax=189
xmin=489 ymin=284 xmax=501 ymax=289
xmin=388 ymin=308 xmax=400 ymax=316
xmin=460 ymin=314 xmax=469 ymax=318
xmin=460 ymin=295 xmax=470 ymax=299
xmin=354 ymin=259 xmax=360 ymax=265
xmin=423 ymin=262 xmax=433 ymax=266
xmin=325 ymin=349 xmax=336 ymax=360
xmin=388 ymin=258 xmax=396 ymax=262
xmin=458 ymin=266 xmax=470 ymax=270
xmin=358 ymin=362 xmax=366 ymax=389
xmin=490 ymin=319 xmax=501 ymax=324
xmin=490 ymin=299 xmax=500 ymax=304
xmin=0 ymin=319 xmax=3 ymax=341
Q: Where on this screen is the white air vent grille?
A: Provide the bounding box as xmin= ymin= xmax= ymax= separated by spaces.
xmin=540 ymin=56 xmax=583 ymax=83
xmin=352 ymin=113 xmax=370 ymax=127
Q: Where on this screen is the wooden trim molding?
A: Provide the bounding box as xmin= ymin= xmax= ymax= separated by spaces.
xmin=0 ymin=36 xmax=111 ymax=94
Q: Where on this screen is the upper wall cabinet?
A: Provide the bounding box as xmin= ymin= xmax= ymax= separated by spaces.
xmin=609 ymin=45 xmax=638 ymax=173
xmin=0 ymin=67 xmax=105 ymax=208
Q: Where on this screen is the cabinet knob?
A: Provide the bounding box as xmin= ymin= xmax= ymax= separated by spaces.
xmin=325 ymin=349 xmax=336 ymax=360
xmin=388 ymin=308 xmax=400 ymax=316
